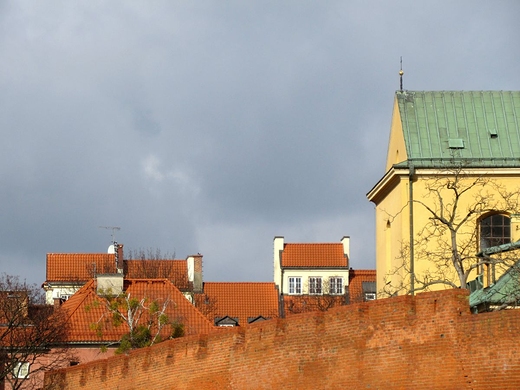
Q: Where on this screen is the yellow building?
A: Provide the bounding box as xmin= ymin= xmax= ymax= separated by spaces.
xmin=367 ymin=91 xmax=520 ymax=296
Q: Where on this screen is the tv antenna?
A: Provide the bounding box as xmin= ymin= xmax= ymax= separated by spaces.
xmin=99 ymin=226 xmax=121 ymax=244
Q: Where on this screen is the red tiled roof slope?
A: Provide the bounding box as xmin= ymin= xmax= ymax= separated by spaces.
xmin=281 ymin=243 xmax=348 ymax=268
xmin=124 ymin=260 xmax=189 ymax=289
xmin=46 ymin=254 xmax=189 ymax=290
xmin=46 ymin=254 xmax=116 ymax=282
xmin=348 ymin=270 xmax=376 ymax=303
xmin=197 ymin=282 xmax=279 ymax=326
xmin=62 ymin=279 xmax=214 ymax=343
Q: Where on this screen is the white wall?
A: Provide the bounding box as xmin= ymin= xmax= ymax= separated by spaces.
xmin=281 ymin=269 xmax=350 ymax=295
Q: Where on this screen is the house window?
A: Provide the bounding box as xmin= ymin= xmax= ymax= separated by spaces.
xmin=362 ymin=281 xmax=376 ymax=301
xmin=480 ymin=214 xmax=511 ymax=249
xmin=365 ymin=293 xmax=376 ymax=301
xmin=309 ymin=277 xmax=322 ymax=295
xmin=329 ymin=277 xmax=343 ymax=295
xmin=13 ymin=362 xmax=30 ymax=379
xmin=214 ymin=316 xmax=239 ymax=327
xmin=288 ymin=277 xmax=302 ymax=294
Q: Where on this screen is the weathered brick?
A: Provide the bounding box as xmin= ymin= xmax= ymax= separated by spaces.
xmin=44 ymin=289 xmax=520 ymax=389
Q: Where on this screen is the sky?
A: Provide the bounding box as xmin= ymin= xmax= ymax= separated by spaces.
xmin=1 ymin=1 xmax=519 ymax=286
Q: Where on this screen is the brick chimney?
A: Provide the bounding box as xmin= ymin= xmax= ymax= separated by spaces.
xmin=53 ymin=297 xmax=62 ymax=310
xmin=116 ymin=243 xmax=124 ymax=272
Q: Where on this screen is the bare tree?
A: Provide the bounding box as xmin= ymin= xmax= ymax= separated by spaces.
xmin=193 ymin=293 xmax=218 ymax=318
xmin=382 ymin=167 xmax=520 ymax=297
xmin=285 ymin=277 xmax=348 ymax=315
xmin=124 ymin=248 xmax=181 ymax=281
xmin=0 ymin=274 xmax=74 ymax=390
xmin=91 ymin=290 xmax=184 ymax=354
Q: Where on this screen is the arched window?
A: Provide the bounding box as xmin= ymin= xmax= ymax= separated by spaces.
xmin=479 ymin=214 xmax=511 ymax=250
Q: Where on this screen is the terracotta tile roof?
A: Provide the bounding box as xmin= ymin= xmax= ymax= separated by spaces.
xmin=281 ymin=243 xmax=348 ymax=268
xmin=124 ymin=260 xmax=189 ymax=289
xmin=196 ymin=282 xmax=279 ymax=326
xmin=46 ymin=253 xmax=116 ymax=283
xmin=46 ymin=254 xmax=189 ymax=290
xmin=348 ymin=269 xmax=376 ymax=303
xmin=62 ymin=279 xmax=215 ymax=343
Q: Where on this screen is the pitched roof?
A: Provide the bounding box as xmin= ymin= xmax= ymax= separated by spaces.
xmin=45 ymin=254 xmax=189 ymax=290
xmin=197 ymin=282 xmax=279 ymax=326
xmin=348 ymin=269 xmax=376 ymax=303
xmin=46 ymin=253 xmax=116 ymax=283
xmin=396 ymin=91 xmax=520 ymax=168
xmin=62 ymin=279 xmax=214 ymax=343
xmin=281 ymin=243 xmax=348 ymax=268
xmin=124 ymin=260 xmax=189 ymax=289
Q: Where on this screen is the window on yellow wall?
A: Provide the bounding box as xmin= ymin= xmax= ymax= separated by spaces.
xmin=480 ymin=214 xmax=511 ymax=250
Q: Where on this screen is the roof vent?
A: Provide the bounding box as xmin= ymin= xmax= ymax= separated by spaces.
xmin=490 ymin=129 xmax=498 ymax=139
xmin=448 ymin=139 xmax=465 ymax=149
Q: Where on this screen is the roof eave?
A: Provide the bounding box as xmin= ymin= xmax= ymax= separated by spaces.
xmin=367 ymin=166 xmax=409 ymax=205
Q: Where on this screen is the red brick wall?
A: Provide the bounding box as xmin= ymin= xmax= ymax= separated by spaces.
xmin=44 ymin=289 xmax=520 ymax=389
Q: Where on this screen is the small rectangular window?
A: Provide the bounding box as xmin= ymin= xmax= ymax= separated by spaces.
xmin=288 ymin=277 xmax=302 ymax=294
xmin=309 ymin=277 xmax=322 ymax=295
xmin=365 ymin=293 xmax=376 ymax=301
xmin=13 ymin=362 xmax=30 ymax=379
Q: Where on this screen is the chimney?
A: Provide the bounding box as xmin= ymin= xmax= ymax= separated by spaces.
xmin=187 ymin=254 xmax=203 ymax=293
xmin=53 ymin=297 xmax=62 ymax=310
xmin=341 ymin=236 xmax=350 ymax=266
xmin=116 ymin=244 xmax=124 ymax=272
xmin=273 ymin=236 xmax=284 ymax=290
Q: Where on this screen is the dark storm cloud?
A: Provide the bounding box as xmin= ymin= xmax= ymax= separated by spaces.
xmin=0 ymin=1 xmax=519 ymax=284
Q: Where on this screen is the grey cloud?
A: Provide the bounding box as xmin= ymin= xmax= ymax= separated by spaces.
xmin=0 ymin=1 xmax=519 ymax=284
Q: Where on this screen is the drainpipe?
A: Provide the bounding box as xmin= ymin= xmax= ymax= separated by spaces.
xmin=409 ymin=163 xmax=415 ymax=296
xmin=279 ymin=268 xmax=285 ymax=319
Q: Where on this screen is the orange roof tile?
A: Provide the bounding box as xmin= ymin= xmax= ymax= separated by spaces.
xmin=281 ymin=243 xmax=348 ymax=268
xmin=62 ymin=279 xmax=215 ymax=343
xmin=124 ymin=260 xmax=189 ymax=289
xmin=46 ymin=254 xmax=190 ymax=290
xmin=348 ymin=269 xmax=376 ymax=303
xmin=196 ymin=282 xmax=279 ymax=326
xmin=46 ymin=253 xmax=116 ymax=283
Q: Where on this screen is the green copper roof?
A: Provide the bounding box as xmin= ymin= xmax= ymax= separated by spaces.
xmin=469 ymin=265 xmax=520 ymax=310
xmin=395 ymin=91 xmax=520 ymax=168
xmin=470 ymin=241 xmax=520 ymax=310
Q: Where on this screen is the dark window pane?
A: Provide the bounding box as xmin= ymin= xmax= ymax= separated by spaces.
xmin=480 ymin=214 xmax=511 ymax=249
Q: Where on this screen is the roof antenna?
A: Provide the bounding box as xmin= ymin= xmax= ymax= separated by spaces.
xmin=399 ymin=57 xmax=404 ymax=92
xmin=99 ymin=226 xmax=121 ymax=245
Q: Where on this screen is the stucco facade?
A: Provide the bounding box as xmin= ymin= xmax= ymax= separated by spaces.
xmin=273 ymin=236 xmax=350 ymax=296
xmin=368 ymin=91 xmax=520 ymax=295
